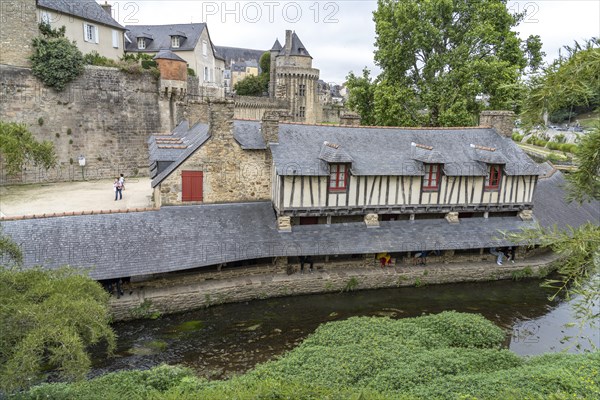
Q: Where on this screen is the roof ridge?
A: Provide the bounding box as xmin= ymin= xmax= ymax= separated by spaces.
xmin=279 ymin=121 xmax=494 ymax=130
xmin=0 ymin=208 xmax=160 ymax=221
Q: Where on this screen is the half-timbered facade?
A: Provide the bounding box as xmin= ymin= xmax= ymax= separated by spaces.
xmin=270 ymin=124 xmax=540 ymax=222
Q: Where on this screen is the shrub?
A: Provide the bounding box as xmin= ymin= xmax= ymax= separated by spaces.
xmin=187 ymin=67 xmax=196 ymax=77
xmin=83 ymin=51 xmax=118 ymax=67
xmin=30 ymin=23 xmax=84 ymax=91
xmin=141 ymin=60 xmax=158 ymax=69
xmin=546 ymin=153 xmax=565 ymax=163
xmin=511 ymin=133 xmax=523 ymax=142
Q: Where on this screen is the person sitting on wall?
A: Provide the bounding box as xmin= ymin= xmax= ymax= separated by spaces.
xmin=506 ymin=246 xmax=516 ymax=263
xmin=377 ymin=252 xmax=392 ymax=267
xmin=299 ymin=255 xmax=314 ymax=273
xmin=414 ymin=250 xmax=428 ymax=266
xmin=490 ymin=248 xmax=505 ymax=266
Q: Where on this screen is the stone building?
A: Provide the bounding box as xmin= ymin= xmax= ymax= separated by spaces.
xmin=214 ymin=45 xmax=265 ymax=94
xmin=124 ymin=23 xmax=225 ymax=98
xmin=0 ymin=0 xmax=125 ymax=67
xmin=6 ymin=109 xmax=599 ymax=283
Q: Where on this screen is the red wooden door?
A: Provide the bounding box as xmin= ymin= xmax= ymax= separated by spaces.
xmin=182 ymin=171 xmax=203 ymax=201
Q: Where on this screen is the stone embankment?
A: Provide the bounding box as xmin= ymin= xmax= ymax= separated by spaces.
xmin=110 ymin=251 xmax=558 ymax=321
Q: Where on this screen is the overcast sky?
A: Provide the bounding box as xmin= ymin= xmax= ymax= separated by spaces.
xmin=107 ymin=0 xmax=600 ymax=84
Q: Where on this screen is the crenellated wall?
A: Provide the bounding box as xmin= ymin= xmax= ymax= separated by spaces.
xmin=233 ymin=95 xmax=288 ymax=120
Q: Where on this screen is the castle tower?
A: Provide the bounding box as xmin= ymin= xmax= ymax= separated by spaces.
xmin=269 ymin=39 xmax=282 ymax=98
xmin=271 ymin=30 xmax=320 ymax=123
xmin=154 ymin=50 xmax=188 ymax=131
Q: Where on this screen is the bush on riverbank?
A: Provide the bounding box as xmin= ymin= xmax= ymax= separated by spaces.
xmin=20 ymin=312 xmax=600 ymax=399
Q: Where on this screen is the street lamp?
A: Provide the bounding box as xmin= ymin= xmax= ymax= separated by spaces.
xmin=78 ymin=155 xmax=86 ymax=180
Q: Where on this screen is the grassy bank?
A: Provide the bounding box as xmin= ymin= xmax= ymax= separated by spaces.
xmin=19 ymin=312 xmax=600 ymax=399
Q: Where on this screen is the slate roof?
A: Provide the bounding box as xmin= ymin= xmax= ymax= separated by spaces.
xmin=150 ymin=120 xmax=266 ymax=187
xmin=270 ymin=124 xmax=541 ymax=177
xmin=3 ymin=167 xmax=597 ymax=280
xmin=533 ymin=170 xmax=600 ymax=229
xmin=319 ymin=141 xmax=353 ymax=163
xmin=148 ymin=121 xmax=209 ymax=163
xmin=281 ymin=32 xmax=311 ymax=57
xmin=38 ymin=0 xmax=124 ymax=30
xmin=153 ymin=50 xmax=186 ymax=62
xmin=124 ymin=23 xmax=206 ymax=52
xmin=215 ymin=46 xmax=266 ymax=66
xmin=270 ymin=39 xmax=282 ymax=52
xmin=0 ymin=205 xmax=532 ymax=280
xmin=233 ymin=120 xmax=266 ymax=150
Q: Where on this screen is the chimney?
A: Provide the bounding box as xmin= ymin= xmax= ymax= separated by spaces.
xmin=208 ymin=99 xmax=234 ymax=141
xmin=340 ymin=112 xmax=361 ymax=127
xmin=101 ymin=1 xmax=112 ymax=16
xmin=479 ymin=110 xmax=515 ymax=138
xmin=261 ymin=111 xmax=280 ymax=144
xmin=284 ymin=30 xmax=292 ymax=54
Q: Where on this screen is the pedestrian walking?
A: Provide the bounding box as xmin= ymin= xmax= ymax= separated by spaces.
xmin=114 ymin=177 xmax=123 ymax=200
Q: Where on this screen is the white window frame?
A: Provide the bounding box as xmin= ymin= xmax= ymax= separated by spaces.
xmin=40 ymin=11 xmax=51 ymax=24
xmin=171 ymin=36 xmax=180 ymax=48
xmin=112 ymin=30 xmax=120 ymax=48
xmin=204 ymin=66 xmax=209 ymax=82
xmin=83 ymin=22 xmax=98 ymax=44
xmin=202 ymin=40 xmax=208 ymax=56
xmin=137 ymin=37 xmax=146 ymax=50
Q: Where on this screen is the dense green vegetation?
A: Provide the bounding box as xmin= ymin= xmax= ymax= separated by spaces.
xmin=521 ymin=38 xmax=599 ymax=128
xmin=346 ymin=0 xmax=543 ymax=126
xmin=0 ymin=267 xmax=115 ymax=392
xmin=0 ymin=121 xmax=57 ymax=176
xmin=19 ymin=312 xmax=600 ymax=399
xmin=234 ymin=52 xmax=270 ymax=96
xmin=30 ymin=23 xmax=84 ymax=91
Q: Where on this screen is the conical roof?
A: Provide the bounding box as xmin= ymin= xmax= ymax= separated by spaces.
xmin=271 ymin=39 xmax=282 ymax=52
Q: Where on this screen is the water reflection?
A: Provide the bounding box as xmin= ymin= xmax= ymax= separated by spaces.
xmin=89 ymin=278 xmax=598 ymax=380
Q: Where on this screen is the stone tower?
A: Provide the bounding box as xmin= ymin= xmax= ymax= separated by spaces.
xmin=268 ymin=30 xmax=320 ymax=123
xmin=154 ymin=50 xmax=188 ymax=131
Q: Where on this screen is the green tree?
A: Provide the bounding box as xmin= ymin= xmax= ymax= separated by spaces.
xmin=0 ymin=121 xmax=57 ymax=176
xmin=524 ymin=34 xmax=545 ymax=72
xmin=345 ymin=68 xmax=377 ymax=125
xmin=565 ymin=124 xmax=600 ymax=203
xmin=0 ymin=227 xmax=22 ymax=267
xmin=259 ymin=51 xmax=270 ymax=75
xmin=30 ymin=23 xmax=84 ymax=91
xmin=353 ymin=0 xmax=541 ymax=127
xmin=234 ymin=74 xmax=266 ymax=96
xmin=0 ymin=266 xmax=116 ymax=392
xmin=521 ymin=39 xmax=599 ymax=128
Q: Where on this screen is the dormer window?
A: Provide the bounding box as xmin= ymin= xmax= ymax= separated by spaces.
xmin=137 ymin=37 xmax=146 ymax=49
xmin=329 ymin=164 xmax=348 ymax=192
xmin=171 ymin=36 xmax=180 ymax=48
xmin=485 ymin=164 xmax=502 ymax=190
xmin=422 ymin=164 xmax=441 ymax=191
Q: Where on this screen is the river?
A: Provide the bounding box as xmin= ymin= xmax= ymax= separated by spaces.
xmin=89 ymin=278 xmax=599 ymax=380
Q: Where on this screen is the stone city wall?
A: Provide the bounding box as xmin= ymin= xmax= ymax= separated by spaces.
xmin=233 ymin=95 xmax=288 ymax=120
xmin=0 ymin=65 xmax=167 ymax=184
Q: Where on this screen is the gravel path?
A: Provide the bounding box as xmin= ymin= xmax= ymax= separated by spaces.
xmin=0 ymin=178 xmax=153 ymax=217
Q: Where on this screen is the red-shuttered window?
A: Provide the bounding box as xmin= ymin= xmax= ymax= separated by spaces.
xmin=485 ymin=165 xmax=502 ymax=190
xmin=422 ymin=164 xmax=441 ymax=191
xmin=182 ymin=171 xmax=203 ymax=201
xmin=329 ymin=164 xmax=348 ymax=192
